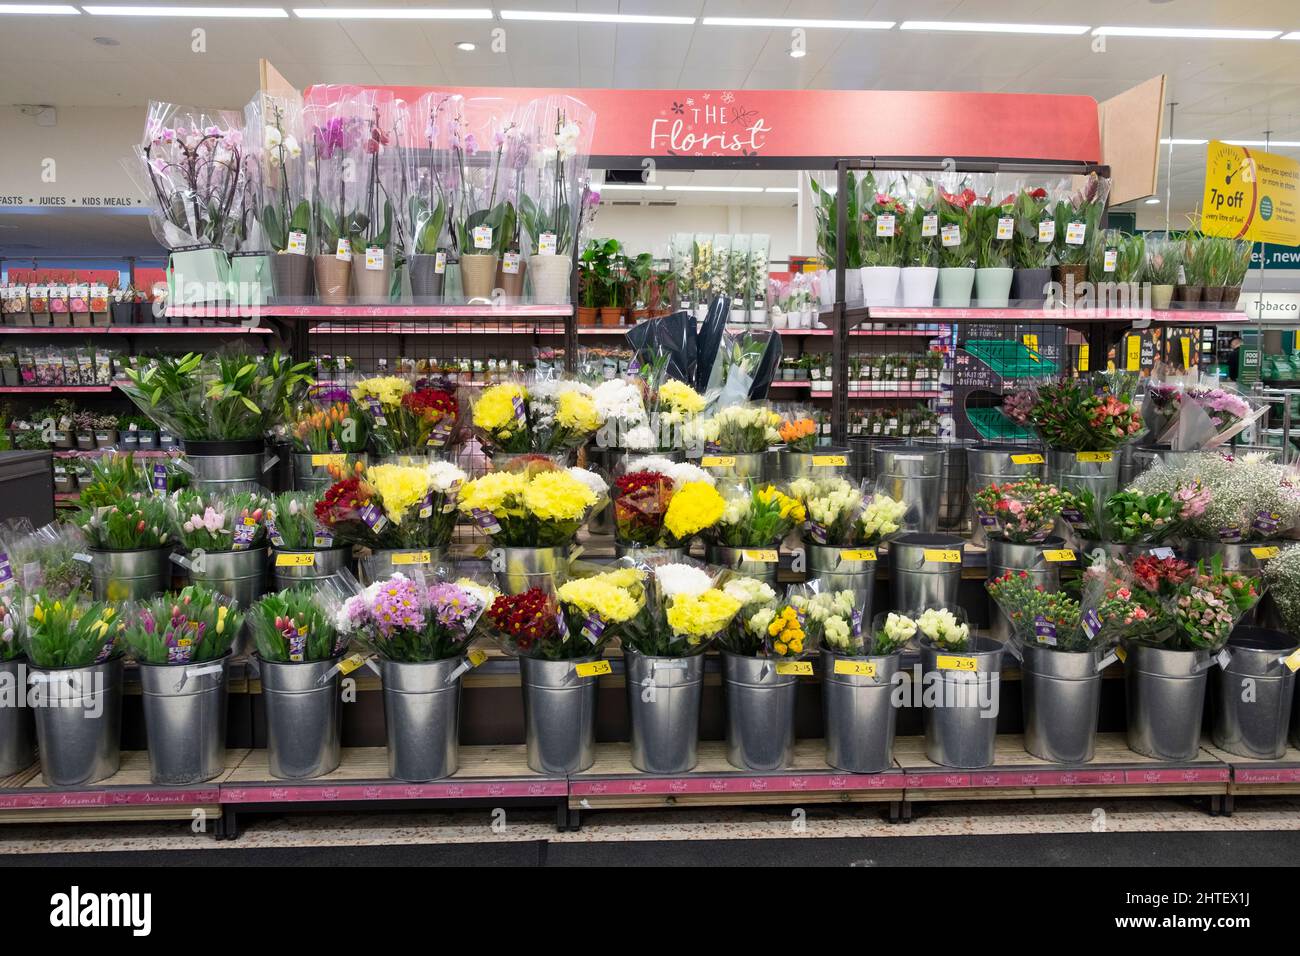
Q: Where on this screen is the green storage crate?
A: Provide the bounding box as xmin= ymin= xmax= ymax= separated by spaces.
xmin=967 ymin=406 xmax=1036 ymax=441
xmin=964 ymin=339 xmax=1058 ymax=377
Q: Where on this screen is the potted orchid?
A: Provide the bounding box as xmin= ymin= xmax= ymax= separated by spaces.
xmin=305 ymin=86 xmax=360 ymax=304
xmin=447 ymin=98 xmax=521 ymax=302
xmin=249 ymin=93 xmax=313 ymax=301
xmin=346 ymin=88 xmax=397 ymax=303
xmin=402 ymin=92 xmax=453 ymax=300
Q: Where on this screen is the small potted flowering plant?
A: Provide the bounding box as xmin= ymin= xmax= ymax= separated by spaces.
xmin=859 ymin=172 xmax=907 ymax=307
xmin=936 ymin=182 xmax=977 ymax=306
xmin=1010 ymin=185 xmax=1054 ymax=306
xmin=334 ymin=569 xmax=496 ymax=781
xmin=248 ymin=587 xmax=348 ymax=779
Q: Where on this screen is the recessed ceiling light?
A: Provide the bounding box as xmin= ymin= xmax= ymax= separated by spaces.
xmin=0 ymin=4 xmax=80 ymax=13
xmin=92 ymin=35 xmax=119 ymax=44
xmin=84 ymin=5 xmax=289 ymax=17
xmin=900 ymin=21 xmax=1090 ymax=36
xmin=1093 ymin=26 xmax=1282 ymax=39
xmin=1145 ymin=197 xmax=1161 ymax=204
xmin=500 ymin=10 xmax=694 ymax=25
xmin=293 ymin=7 xmax=491 ymax=19
xmin=789 ymin=48 xmax=806 ymax=58
xmin=702 ymin=16 xmax=894 ymax=30
xmin=454 ymin=41 xmax=476 ymax=51
xmin=1160 ymin=138 xmax=1209 ymax=145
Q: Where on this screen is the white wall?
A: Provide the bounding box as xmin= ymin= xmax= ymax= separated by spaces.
xmin=590 ymin=202 xmax=802 ymax=265
xmin=0 ymin=106 xmax=143 ymax=207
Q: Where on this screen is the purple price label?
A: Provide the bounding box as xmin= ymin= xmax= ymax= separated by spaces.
xmin=358 ymin=504 xmax=388 ymax=532
xmin=418 ymin=492 xmax=434 ymax=518
xmin=313 ymin=525 xmax=334 ymax=548
xmin=1254 ymin=511 xmax=1282 ymax=535
xmin=511 ymin=393 xmax=526 ymax=424
xmin=152 ymin=463 xmax=167 ymax=494
xmin=167 ymin=637 xmax=194 ymax=664
xmin=288 ymin=625 xmax=307 ymax=662
xmin=232 ymin=522 xmax=257 ymax=550
xmin=978 ymin=513 xmax=998 ymax=528
xmin=1218 ymin=526 xmax=1243 ymax=543
xmin=266 ymin=519 xmax=284 ymax=547
xmin=1082 ymin=608 xmax=1102 ymax=640
xmin=472 ymin=508 xmax=501 ymax=534
xmin=555 ymin=604 xmax=567 ymax=636
xmin=94 ymin=640 xmax=116 ymax=664
xmin=807 ymin=520 xmax=828 ymax=544
xmin=367 ymin=397 xmax=387 ymax=427
xmin=580 ymin=612 xmax=605 ymax=645
xmin=851 ymin=608 xmax=863 ymax=637
xmin=1060 ymin=508 xmax=1085 ymax=525
xmin=1033 ymin=615 xmax=1057 ymax=646
xmin=0 ymin=556 xmax=11 ymax=587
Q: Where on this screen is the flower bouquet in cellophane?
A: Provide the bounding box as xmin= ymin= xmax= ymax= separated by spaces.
xmin=611 ymin=457 xmax=724 ymax=549
xmin=315 ymin=459 xmax=466 ymax=550
xmin=290 ymin=398 xmax=369 ymax=455
xmin=1141 ymin=374 xmax=1266 ymax=452
xmin=0 ymin=521 xmax=94 ymax=599
xmin=986 ymin=555 xmax=1111 ymax=654
xmin=707 ymin=480 xmax=806 ymax=549
xmin=972 ymin=477 xmax=1072 ymax=544
xmin=121 ymin=585 xmax=244 ymax=664
xmin=617 ymin=558 xmax=744 ymax=658
xmin=470 ymin=378 xmax=604 ymax=457
xmin=246 ymin=586 xmax=347 ymax=662
xmin=352 ymin=375 xmax=462 ymax=454
xmin=1002 ymin=371 xmax=1144 ymax=452
xmin=787 ymin=476 xmax=906 ymax=546
xmin=456 ymin=459 xmax=607 ymax=547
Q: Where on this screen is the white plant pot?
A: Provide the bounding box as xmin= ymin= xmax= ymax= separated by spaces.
xmin=819 ymin=270 xmax=837 ymax=308
xmin=975 ymin=267 xmax=1014 ymax=308
xmin=749 ymin=308 xmax=767 ymax=326
xmin=900 ymin=266 xmax=939 ymax=307
xmin=529 ymin=253 xmax=572 ymax=304
xmin=771 ymin=310 xmax=787 ymax=329
xmin=860 ymin=266 xmax=901 ymax=307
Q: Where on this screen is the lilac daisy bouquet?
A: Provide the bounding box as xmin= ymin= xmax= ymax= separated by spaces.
xmin=336 ymin=572 xmax=496 ymax=662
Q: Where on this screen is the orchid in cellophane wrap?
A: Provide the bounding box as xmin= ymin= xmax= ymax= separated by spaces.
xmin=131 ymin=101 xmax=246 ymax=252
xmin=446 ymin=97 xmax=522 ymax=259
xmin=520 ymin=94 xmax=596 ymax=258
xmin=304 ymin=84 xmax=363 ymax=258
xmin=246 ymin=92 xmax=310 ymax=255
xmin=345 ymin=87 xmax=398 ymax=263
xmin=400 ymin=92 xmax=455 ymax=259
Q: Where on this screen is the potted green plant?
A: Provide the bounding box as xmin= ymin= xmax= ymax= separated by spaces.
xmin=629 ymin=251 xmax=654 ymax=323
xmin=1145 ymin=235 xmax=1181 ymax=309
xmin=973 ymin=190 xmax=1015 ymax=307
xmin=1222 ymin=237 xmax=1251 ymax=310
xmin=860 ymin=172 xmax=906 ymax=307
xmin=1176 ymin=231 xmax=1206 ymax=306
xmin=1010 ymin=186 xmax=1054 ymax=306
xmin=808 ymin=171 xmax=864 ymax=305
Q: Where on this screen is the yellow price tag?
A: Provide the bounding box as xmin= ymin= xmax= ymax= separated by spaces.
xmin=834 ymin=659 xmax=877 ymax=677
xmin=574 ymin=660 xmax=612 ymax=678
xmin=1116 ymin=646 xmax=1128 ymax=663
xmin=1126 ymin=334 xmax=1141 ymax=371
xmin=337 ymin=653 xmax=369 ymax=676
xmin=776 ymin=660 xmax=814 ymax=676
xmin=1078 ymin=343 xmax=1090 ymax=372
xmin=1042 ymin=549 xmax=1076 ymax=562
xmin=741 ymin=549 xmax=779 ymax=563
xmin=1022 ymin=333 xmax=1040 ymax=362
xmin=310 ymin=454 xmax=345 ymax=467
xmin=922 ymin=549 xmax=962 ymax=564
xmin=701 ymin=456 xmax=736 ymax=468
xmin=1011 ymin=453 xmax=1044 ymax=465
xmin=840 ymin=549 xmax=877 ymax=562
xmin=242 ymin=516 xmax=257 ymax=526
xmin=1252 ymin=546 xmax=1280 ymax=560
xmin=275 ymin=552 xmax=315 ymax=567
xmin=467 ymin=649 xmax=488 ymax=668
xmin=812 ymin=454 xmax=847 ymax=467
xmin=1284 ymin=650 xmax=1300 ymax=674
xmin=391 ymin=551 xmax=432 ymax=566
xmin=935 ymin=655 xmax=977 ymax=672
xmin=1076 ymin=451 xmax=1113 ymax=463
xmin=1181 ymin=337 xmax=1192 ymax=369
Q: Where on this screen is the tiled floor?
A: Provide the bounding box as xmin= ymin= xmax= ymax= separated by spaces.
xmin=1 ymin=796 xmax=1298 ymax=856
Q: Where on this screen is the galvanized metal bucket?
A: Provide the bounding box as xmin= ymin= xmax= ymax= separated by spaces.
xmin=272 ymin=546 xmax=353 ymax=593
xmin=722 ymin=651 xmax=798 ymax=771
xmin=873 ymin=445 xmax=944 ymax=533
xmin=613 ymin=543 xmax=685 ymax=564
xmin=0 ymin=658 xmax=36 ymax=776
xmin=494 ymin=546 xmax=566 ymax=595
xmin=138 ymin=654 xmax=230 ymax=785
xmin=807 ymin=543 xmax=878 ymax=618
xmin=986 ymin=537 xmax=1066 ymax=642
xmin=1183 ymin=539 xmax=1279 ymax=575
xmin=1212 ymin=626 xmax=1299 ymax=759
xmin=1046 ymin=448 xmax=1120 ymax=509
xmin=258 ymin=655 xmax=343 ymax=779
xmin=966 ymin=443 xmax=1045 ymax=546
xmin=379 ymin=657 xmax=462 ymax=781
xmin=919 ymin=636 xmax=1003 ymax=769
xmin=778 ymin=446 xmax=851 ymax=480
xmin=30 ymin=656 xmax=123 ymax=787
xmin=889 ymin=533 xmax=964 ymax=613
xmin=1020 ymin=642 xmax=1102 ymax=764
xmin=705 ymin=544 xmax=781 ymax=587
xmin=184 ymin=439 xmax=267 ymax=495
xmin=189 ymin=548 xmax=267 ymax=610
xmin=362 ymin=548 xmax=448 ymax=586
xmin=820 ymin=648 xmax=899 ymax=773
xmin=913 ymin=437 xmax=974 ymax=533
xmin=91 ymin=546 xmax=171 ymax=602
xmin=1124 ymin=643 xmax=1211 ymax=761
xmin=293 ymin=452 xmax=366 ymax=493
xmin=700 ymin=451 xmax=766 ymax=482
xmin=625 ymin=648 xmax=704 ymax=774
xmin=1075 ymin=538 xmax=1169 ymax=563
xmin=519 ymin=655 xmax=600 ymax=774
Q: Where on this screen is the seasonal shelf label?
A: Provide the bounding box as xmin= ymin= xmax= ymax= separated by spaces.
xmin=1042 ymin=549 xmax=1076 ymax=562
xmin=811 ymin=454 xmax=847 ymax=467
xmin=276 ymin=553 xmax=315 ymax=567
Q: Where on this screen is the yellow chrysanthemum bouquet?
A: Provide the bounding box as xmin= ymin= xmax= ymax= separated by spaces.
xmin=554 ymin=565 xmax=649 ymax=657
xmin=618 ymin=558 xmax=743 ymax=657
xmin=458 ymin=460 xmax=607 ymax=547
xmin=471 ymin=378 xmax=605 ymax=456
xmin=707 ymin=480 xmax=807 ymax=548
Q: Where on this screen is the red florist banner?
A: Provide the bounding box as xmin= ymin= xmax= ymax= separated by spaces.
xmin=306 ymin=85 xmax=1101 ymax=163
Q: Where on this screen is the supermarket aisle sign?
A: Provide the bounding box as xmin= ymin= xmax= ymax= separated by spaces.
xmin=1200 ymin=141 xmax=1300 ymax=245
xmin=332 ymin=86 xmax=1102 ymax=162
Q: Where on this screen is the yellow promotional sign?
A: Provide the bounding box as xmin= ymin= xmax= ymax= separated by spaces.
xmin=1125 ymin=335 xmax=1141 ymax=371
xmin=1042 ymin=549 xmax=1076 ymax=562
xmin=1201 ymin=141 xmax=1300 ymax=245
xmin=1078 ymin=343 xmax=1090 ymax=372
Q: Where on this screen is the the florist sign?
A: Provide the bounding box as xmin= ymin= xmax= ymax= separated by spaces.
xmin=650 ymin=92 xmax=772 ymax=157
